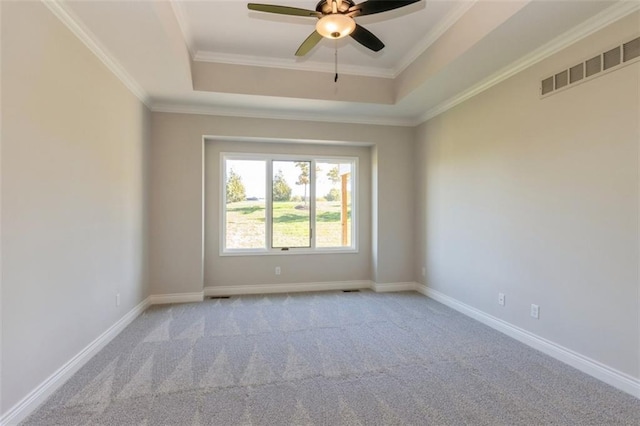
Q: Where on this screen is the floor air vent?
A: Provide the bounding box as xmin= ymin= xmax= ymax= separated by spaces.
xmin=342 ymin=289 xmax=360 ymax=293
xmin=208 ymin=296 xmax=231 ymax=299
xmin=541 ymin=36 xmax=639 ymax=98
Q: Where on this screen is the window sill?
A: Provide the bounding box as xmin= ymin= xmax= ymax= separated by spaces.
xmin=220 ymin=248 xmax=359 ymax=257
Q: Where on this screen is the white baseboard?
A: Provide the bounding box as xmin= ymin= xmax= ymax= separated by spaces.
xmin=0 ymin=297 xmax=151 ymax=426
xmin=205 ymin=281 xmax=371 ymax=297
xmin=371 ymin=281 xmax=419 ymax=292
xmin=204 ymin=281 xmax=422 ymax=297
xmin=415 ymin=283 xmax=640 ymax=399
xmin=148 ymin=292 xmax=204 ymax=305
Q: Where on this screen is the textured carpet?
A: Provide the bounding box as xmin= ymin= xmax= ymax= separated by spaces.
xmin=23 ymin=290 xmax=640 ymax=425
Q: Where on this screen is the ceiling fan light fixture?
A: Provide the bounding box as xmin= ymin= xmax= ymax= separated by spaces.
xmin=316 ymin=14 xmax=355 ymax=39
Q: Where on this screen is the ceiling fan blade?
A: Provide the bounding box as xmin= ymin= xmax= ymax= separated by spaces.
xmin=350 ymin=24 xmax=384 ymax=52
xmin=349 ymin=0 xmax=421 ymax=17
xmin=247 ymin=3 xmax=321 ymax=17
xmin=295 ymin=31 xmax=323 ymax=56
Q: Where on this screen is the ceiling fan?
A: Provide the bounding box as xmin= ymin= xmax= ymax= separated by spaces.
xmin=247 ymin=0 xmax=422 ymax=56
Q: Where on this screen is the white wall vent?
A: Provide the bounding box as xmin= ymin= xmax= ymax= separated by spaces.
xmin=569 ymin=63 xmax=584 ymax=84
xmin=541 ymin=36 xmax=639 ymax=98
xmin=555 ymin=70 xmax=568 ymax=89
xmin=585 ymin=55 xmax=602 ymax=78
xmin=603 ymin=46 xmax=621 ymax=70
xmin=623 ymin=37 xmax=640 ymax=61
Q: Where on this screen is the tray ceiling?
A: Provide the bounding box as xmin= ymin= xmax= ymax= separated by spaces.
xmin=53 ymin=0 xmax=634 ymax=125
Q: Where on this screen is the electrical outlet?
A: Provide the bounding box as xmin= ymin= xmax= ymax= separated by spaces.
xmin=116 ymin=293 xmax=120 ymax=307
xmin=275 ymin=266 xmax=281 ymax=275
xmin=421 ymin=267 xmax=425 ymax=277
xmin=531 ymin=304 xmax=539 ymax=319
xmin=498 ymin=293 xmax=505 ymax=306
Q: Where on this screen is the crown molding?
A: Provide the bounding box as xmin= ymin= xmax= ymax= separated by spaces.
xmin=392 ymin=0 xmax=477 ymax=78
xmin=151 ymin=103 xmax=415 ymax=127
xmin=41 ymin=0 xmax=150 ymax=106
xmin=193 ymin=50 xmax=395 ymax=78
xmin=415 ymin=0 xmax=640 ymax=125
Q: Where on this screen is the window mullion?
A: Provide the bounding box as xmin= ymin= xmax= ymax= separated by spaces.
xmin=310 ymin=160 xmax=316 ymax=248
xmin=266 ymin=159 xmax=273 ymax=251
xmin=221 ymin=156 xmax=227 ymax=252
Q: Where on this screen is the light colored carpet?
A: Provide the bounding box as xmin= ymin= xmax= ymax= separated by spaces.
xmin=23 ymin=290 xmax=640 ymax=425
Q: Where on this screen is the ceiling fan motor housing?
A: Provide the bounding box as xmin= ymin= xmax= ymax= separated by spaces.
xmin=315 ymin=0 xmax=354 ymax=14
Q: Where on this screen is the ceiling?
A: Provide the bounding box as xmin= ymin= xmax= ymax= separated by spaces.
xmin=176 ymin=0 xmax=460 ymax=75
xmin=50 ymin=0 xmax=636 ymax=126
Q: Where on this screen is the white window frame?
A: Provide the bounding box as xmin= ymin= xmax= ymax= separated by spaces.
xmin=220 ymin=152 xmax=358 ymax=256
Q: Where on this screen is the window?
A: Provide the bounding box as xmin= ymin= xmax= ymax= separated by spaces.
xmin=222 ymin=153 xmax=357 ymax=254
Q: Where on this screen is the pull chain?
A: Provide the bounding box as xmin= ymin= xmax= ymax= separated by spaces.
xmin=334 ymin=39 xmax=338 ymax=83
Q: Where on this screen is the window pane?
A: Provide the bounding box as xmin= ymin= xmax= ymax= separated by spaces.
xmin=272 ymin=161 xmax=310 ymax=248
xmin=225 ymin=159 xmax=266 ymax=249
xmin=315 ymin=161 xmax=352 ymax=247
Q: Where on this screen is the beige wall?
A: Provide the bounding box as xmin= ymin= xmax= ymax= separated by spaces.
xmin=414 ymin=13 xmax=640 ymax=378
xmin=150 ymin=113 xmax=414 ymax=295
xmin=193 ymin=61 xmax=394 ymax=104
xmin=1 ymin=1 xmax=150 ymax=415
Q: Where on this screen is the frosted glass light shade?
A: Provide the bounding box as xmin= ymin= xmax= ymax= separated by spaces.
xmin=316 ymin=14 xmax=355 ymax=39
